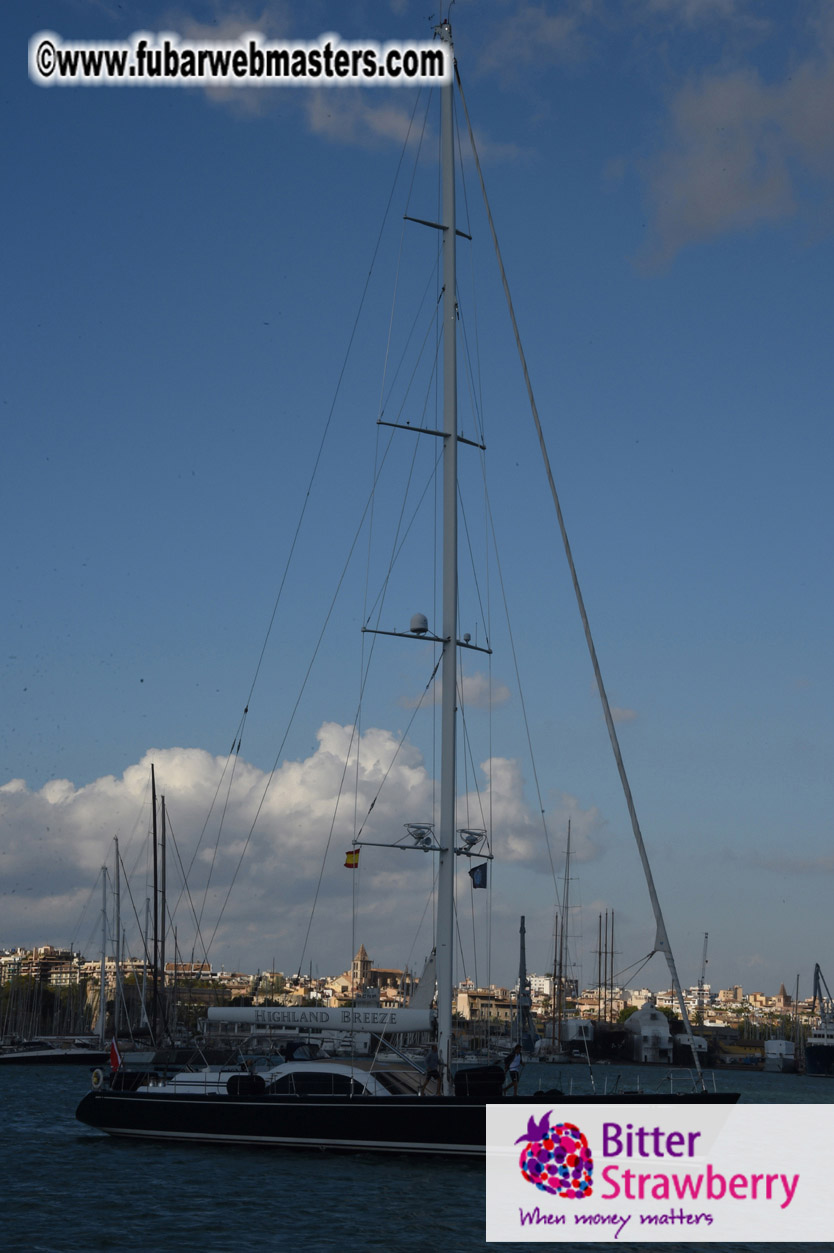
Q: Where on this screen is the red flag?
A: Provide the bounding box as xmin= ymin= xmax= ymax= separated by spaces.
xmin=110 ymin=1038 xmax=122 ymax=1071
xmin=345 ymin=849 xmax=360 ymax=869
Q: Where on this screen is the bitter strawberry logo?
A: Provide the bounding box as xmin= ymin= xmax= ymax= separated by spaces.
xmin=516 ymin=1113 xmax=594 ymax=1199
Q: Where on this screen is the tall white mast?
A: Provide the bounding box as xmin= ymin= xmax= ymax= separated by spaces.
xmin=435 ymin=15 xmax=457 ymax=1097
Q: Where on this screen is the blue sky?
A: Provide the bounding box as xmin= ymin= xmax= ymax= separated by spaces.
xmin=2 ymin=1 xmax=832 ymax=1001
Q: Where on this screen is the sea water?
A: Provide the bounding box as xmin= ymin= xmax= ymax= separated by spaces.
xmin=0 ymin=1062 xmax=829 ymax=1252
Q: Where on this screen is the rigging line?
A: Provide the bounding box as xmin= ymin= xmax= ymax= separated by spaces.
xmin=389 ymin=288 xmax=444 ymax=428
xmin=453 ymin=106 xmax=487 ymax=447
xmin=348 ymin=819 xmax=358 ymax=998
xmin=614 ymin=951 xmax=656 ymax=985
xmin=484 ymin=643 xmax=494 ymax=990
xmin=356 ymin=653 xmax=443 ymax=841
xmin=232 ymin=86 xmax=427 ymax=731
xmin=318 ymin=424 xmax=429 ymax=874
xmin=479 ymin=481 xmax=561 ymax=898
xmin=483 ymin=482 xmax=495 ymax=989
xmin=458 ymin=668 xmax=473 ymax=830
xmin=297 ymin=643 xmax=438 ymax=975
xmin=351 ymin=93 xmax=435 ymax=903
xmin=457 ymin=669 xmax=483 ymax=991
xmin=402 ymin=875 xmax=439 ymax=981
xmin=456 ymin=115 xmax=497 ymax=958
xmin=66 ymin=876 xmax=99 ymax=954
xmin=194 ymin=747 xmax=246 ymax=931
xmin=461 ymin=243 xmax=497 ymax=983
xmin=455 ymin=666 xmax=473 ymax=922
xmin=204 ymin=434 xmax=413 ymax=960
xmin=456 ymin=66 xmax=705 ymax=1083
xmin=376 ymin=100 xmax=439 ymax=429
xmin=402 ymin=84 xmax=434 ymax=223
xmin=300 ymin=644 xmax=442 ymax=977
xmin=162 ymin=811 xmax=214 ymax=976
xmin=430 ymin=391 xmax=440 ymax=949
xmin=365 ymin=415 xmax=427 ymax=626
xmin=181 ymin=724 xmax=243 ymax=887
xmin=453 ymin=895 xmax=470 ymax=989
xmin=108 ymin=777 xmax=150 ymax=876
xmin=353 ymin=276 xmax=430 ymax=818
xmin=377 ymin=164 xmax=415 ymax=422
xmin=456 ymin=698 xmax=490 ymax=851
xmin=458 ymin=255 xmax=551 ymax=889
xmin=115 ymin=846 xmax=151 ymax=966
xmin=311 ymin=97 xmax=446 ymax=996
xmin=454 ymin=85 xmax=474 ymax=241
xmin=300 ymin=434 xmax=441 ymax=970
xmin=452 ymin=96 xmax=561 ymax=903
xmin=354 ymin=430 xmax=380 ymax=853
xmin=353 ymin=285 xmax=438 ymax=816
xmin=296 ymin=711 xmax=363 ymax=977
xmin=362 ymin=440 xmax=443 ymax=628
xmin=346 ymin=443 xmax=428 ymax=869
xmin=456 ymin=299 xmax=485 ymax=446
xmin=211 ymin=273 xmax=438 ymax=965
xmin=379 ymin=250 xmax=442 ymax=423
xmin=122 ymin=773 xmax=157 ymax=888
xmin=455 ymin=641 xmax=492 ymax=853
xmin=355 ymin=247 xmax=433 ymax=843
xmin=458 ymin=481 xmax=491 ymax=650
xmin=469 ymin=872 xmax=479 ymax=991
xmin=70 ymin=775 xmax=150 ymax=953
xmin=459 ymin=167 xmax=487 ymax=445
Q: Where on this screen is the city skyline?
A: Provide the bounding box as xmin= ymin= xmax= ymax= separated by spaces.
xmin=1 ymin=937 xmax=814 ymax=1011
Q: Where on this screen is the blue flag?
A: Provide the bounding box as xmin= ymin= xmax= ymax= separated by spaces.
xmin=468 ymin=862 xmax=488 ymax=889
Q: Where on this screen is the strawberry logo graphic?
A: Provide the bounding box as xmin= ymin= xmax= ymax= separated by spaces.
xmin=516 ymin=1113 xmax=594 ymax=1198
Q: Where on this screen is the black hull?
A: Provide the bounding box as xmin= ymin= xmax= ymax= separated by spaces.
xmin=76 ymin=1088 xmax=739 ymax=1155
xmin=804 ymin=1044 xmax=834 ymax=1078
xmin=0 ymin=1050 xmax=109 ymax=1066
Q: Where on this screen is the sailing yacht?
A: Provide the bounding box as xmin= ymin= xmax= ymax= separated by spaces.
xmin=76 ymin=17 xmax=737 ymax=1153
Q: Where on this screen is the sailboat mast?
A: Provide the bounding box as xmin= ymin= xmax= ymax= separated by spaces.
xmin=557 ymin=820 xmax=571 ymax=1048
xmin=435 ymin=15 xmax=458 ymax=1097
xmin=160 ymin=794 xmax=167 ymax=1026
xmin=551 ymin=912 xmax=559 ymax=1047
xmin=517 ymin=916 xmax=530 ymax=1048
xmin=140 ymin=897 xmax=150 ymax=1029
xmin=113 ymin=837 xmax=121 ymax=1040
xmin=98 ymin=865 xmax=107 ymax=1045
xmin=151 ymin=764 xmax=159 ymax=1044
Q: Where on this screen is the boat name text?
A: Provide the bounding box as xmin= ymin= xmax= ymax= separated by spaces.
xmin=254 ymin=1008 xmax=402 ymax=1027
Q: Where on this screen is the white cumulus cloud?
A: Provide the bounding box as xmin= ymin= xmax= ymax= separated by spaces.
xmin=0 ymin=725 xmax=603 ymax=979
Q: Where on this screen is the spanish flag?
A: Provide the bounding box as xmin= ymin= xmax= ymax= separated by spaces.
xmin=345 ymin=849 xmax=360 ymax=869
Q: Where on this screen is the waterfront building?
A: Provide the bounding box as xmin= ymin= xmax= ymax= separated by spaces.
xmin=622 ymin=1002 xmax=674 ymax=1064
xmin=455 ymin=986 xmax=514 ymax=1027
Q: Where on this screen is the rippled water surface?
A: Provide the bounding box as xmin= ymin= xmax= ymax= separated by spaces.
xmin=1 ymin=1063 xmax=829 ymax=1252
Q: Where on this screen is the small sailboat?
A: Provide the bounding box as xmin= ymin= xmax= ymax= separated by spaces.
xmin=77 ymin=16 xmax=736 ymax=1152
